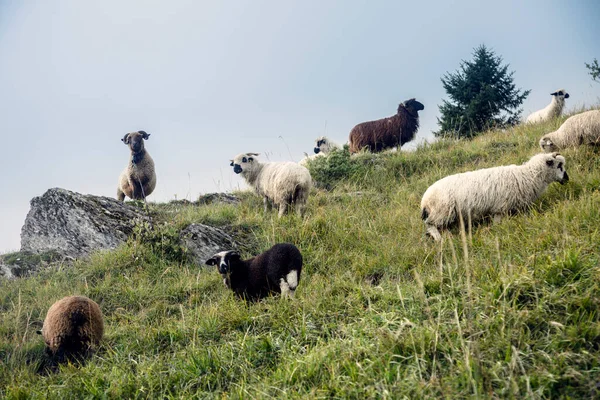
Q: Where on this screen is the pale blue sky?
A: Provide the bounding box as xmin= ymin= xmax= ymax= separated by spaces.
xmin=1 ymin=0 xmax=598 ymax=252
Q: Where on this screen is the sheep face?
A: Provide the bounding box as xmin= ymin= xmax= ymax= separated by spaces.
xmin=230 ymin=153 xmax=260 ymax=175
xmin=122 ymin=130 xmax=150 ymax=153
xmin=551 ymin=89 xmax=569 ymax=100
xmin=205 ymin=250 xmax=240 ymax=274
xmin=314 ymin=137 xmax=327 ymax=154
xmin=400 ymin=98 xmax=425 ymax=114
xmin=539 ymin=137 xmax=558 ymax=153
xmin=542 ymin=153 xmax=569 ymax=184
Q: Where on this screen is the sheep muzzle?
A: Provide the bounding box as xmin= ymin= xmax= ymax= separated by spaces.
xmin=233 ymin=164 xmax=243 ymax=174
xmin=314 ymin=147 xmax=320 ymax=154
xmin=560 ymin=171 xmax=569 ymax=185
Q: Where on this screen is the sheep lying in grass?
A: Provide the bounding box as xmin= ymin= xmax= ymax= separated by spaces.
xmin=421 ymin=152 xmax=569 ymax=241
xmin=117 ymin=130 xmax=156 ymax=201
xmin=349 ymin=98 xmax=424 ymax=154
xmin=38 ymin=296 xmax=104 ymax=362
xmin=206 ymin=243 xmax=303 ymax=300
xmin=526 ymin=89 xmax=570 ymax=124
xmin=231 ymin=153 xmax=312 ymax=217
xmin=539 ymin=110 xmax=600 ymax=152
xmin=299 ymin=136 xmax=341 ymax=166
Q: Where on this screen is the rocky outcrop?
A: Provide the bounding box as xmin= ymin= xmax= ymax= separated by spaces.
xmin=8 ymin=188 xmax=239 ymax=278
xmin=20 ymin=188 xmax=150 ymax=259
xmin=180 ymin=223 xmax=237 ymax=266
xmin=0 ymin=250 xmax=64 ymax=280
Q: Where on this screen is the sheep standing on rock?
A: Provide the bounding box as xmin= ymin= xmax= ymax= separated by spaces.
xmin=39 ymin=296 xmax=104 ymax=361
xmin=299 ymin=136 xmax=341 ymax=166
xmin=421 ymin=153 xmax=569 ymax=241
xmin=231 ymin=153 xmax=312 ymax=217
xmin=349 ymin=98 xmax=424 ymax=154
xmin=539 ymin=110 xmax=600 ymax=152
xmin=117 ymin=130 xmax=156 ymax=201
xmin=526 ymin=89 xmax=570 ymax=124
xmin=206 ymin=243 xmax=303 ymax=300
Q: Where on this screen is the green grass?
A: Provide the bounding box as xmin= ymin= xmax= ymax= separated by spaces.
xmin=2 ymin=115 xmax=600 ymax=398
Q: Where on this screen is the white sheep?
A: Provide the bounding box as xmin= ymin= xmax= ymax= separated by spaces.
xmin=231 ymin=153 xmax=312 ymax=217
xmin=117 ymin=130 xmax=156 ymax=201
xmin=421 ymin=153 xmax=569 ymax=241
xmin=526 ymin=89 xmax=570 ymax=124
xmin=539 ymin=110 xmax=600 ymax=152
xmin=299 ymin=136 xmax=341 ymax=166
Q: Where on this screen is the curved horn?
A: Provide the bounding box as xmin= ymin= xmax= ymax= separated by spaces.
xmin=139 ymin=130 xmax=150 ymax=139
xmin=121 ymin=133 xmax=130 ymax=144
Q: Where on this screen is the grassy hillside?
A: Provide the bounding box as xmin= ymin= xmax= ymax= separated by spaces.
xmin=1 ymin=115 xmax=599 ymax=399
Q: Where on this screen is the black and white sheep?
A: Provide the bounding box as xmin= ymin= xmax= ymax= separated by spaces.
xmin=348 ymin=98 xmax=424 ymax=154
xmin=421 ymin=152 xmax=569 ymax=241
xmin=526 ymin=89 xmax=570 ymax=124
xmin=539 ymin=110 xmax=600 ymax=152
xmin=117 ymin=130 xmax=157 ymax=201
xmin=205 ymin=243 xmax=303 ymax=300
xmin=230 ymin=153 xmax=312 ymax=217
xmin=299 ymin=136 xmax=341 ymax=166
xmin=38 ymin=296 xmax=104 ymax=361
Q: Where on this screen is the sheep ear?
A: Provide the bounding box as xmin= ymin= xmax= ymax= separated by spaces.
xmin=229 ymin=160 xmax=234 ymax=166
xmin=122 ymin=133 xmax=130 ymax=144
xmin=550 ymin=92 xmax=557 ymax=96
xmin=139 ymin=131 xmax=150 ymax=140
xmin=205 ymin=257 xmax=218 ymax=266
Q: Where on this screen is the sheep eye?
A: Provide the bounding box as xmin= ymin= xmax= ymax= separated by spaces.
xmin=242 ymin=157 xmax=247 ymax=163
xmin=558 ymin=91 xmax=563 ymax=96
xmin=248 ymin=157 xmax=253 ymax=161
xmin=546 ymin=160 xmax=553 ymax=166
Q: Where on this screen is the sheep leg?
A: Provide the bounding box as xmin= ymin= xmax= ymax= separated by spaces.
xmin=279 ymin=279 xmax=293 ymax=298
xmin=117 ymin=188 xmax=126 ymax=202
xmin=278 ymin=203 xmax=288 ymax=218
xmin=263 ymin=197 xmax=272 ymax=213
xmin=426 ymin=224 xmax=442 ymax=241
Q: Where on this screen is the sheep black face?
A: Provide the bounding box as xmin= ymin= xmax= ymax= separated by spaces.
xmin=314 ymin=138 xmax=326 ymax=154
xmin=545 ymin=153 xmax=569 ymax=184
xmin=205 ymin=251 xmax=240 ymax=274
xmin=230 ymin=153 xmax=260 ymax=175
xmin=122 ymin=130 xmax=150 ymax=154
xmin=402 ymin=98 xmax=425 ymax=113
xmin=551 ymin=90 xmax=570 ymax=99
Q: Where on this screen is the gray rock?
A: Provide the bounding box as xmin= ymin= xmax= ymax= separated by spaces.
xmin=21 ymin=188 xmax=149 ymax=259
xmin=197 ymin=193 xmax=240 ymax=206
xmin=180 ymin=223 xmax=237 ymax=266
xmin=0 ymin=250 xmax=65 ymax=280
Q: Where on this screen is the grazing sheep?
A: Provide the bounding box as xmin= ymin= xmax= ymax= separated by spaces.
xmin=349 ymin=98 xmax=424 ymax=154
xmin=117 ymin=130 xmax=156 ymax=201
xmin=230 ymin=153 xmax=312 ymax=217
xmin=421 ymin=152 xmax=569 ymax=241
xmin=39 ymin=296 xmax=104 ymax=361
xmin=539 ymin=110 xmax=600 ymax=152
xmin=299 ymin=136 xmax=341 ymax=166
xmin=526 ymin=89 xmax=570 ymax=124
xmin=205 ymin=243 xmax=303 ymax=300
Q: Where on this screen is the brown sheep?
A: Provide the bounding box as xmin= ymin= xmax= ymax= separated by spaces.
xmin=39 ymin=296 xmax=104 ymax=362
xmin=117 ymin=130 xmax=157 ymax=201
xmin=349 ymin=98 xmax=424 ymax=154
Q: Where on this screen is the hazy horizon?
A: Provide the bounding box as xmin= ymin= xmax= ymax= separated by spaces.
xmin=1 ymin=0 xmax=599 ymax=253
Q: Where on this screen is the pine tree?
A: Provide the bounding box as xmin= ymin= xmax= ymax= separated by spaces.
xmin=435 ymin=45 xmax=530 ymax=139
xmin=585 ymin=58 xmax=599 ymax=82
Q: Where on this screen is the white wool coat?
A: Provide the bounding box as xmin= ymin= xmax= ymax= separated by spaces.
xmin=232 ymin=153 xmax=312 ymax=216
xmin=421 ymin=153 xmax=568 ymax=239
xmin=540 ymin=110 xmax=600 ymax=152
xmin=526 ymin=90 xmax=569 ymax=124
